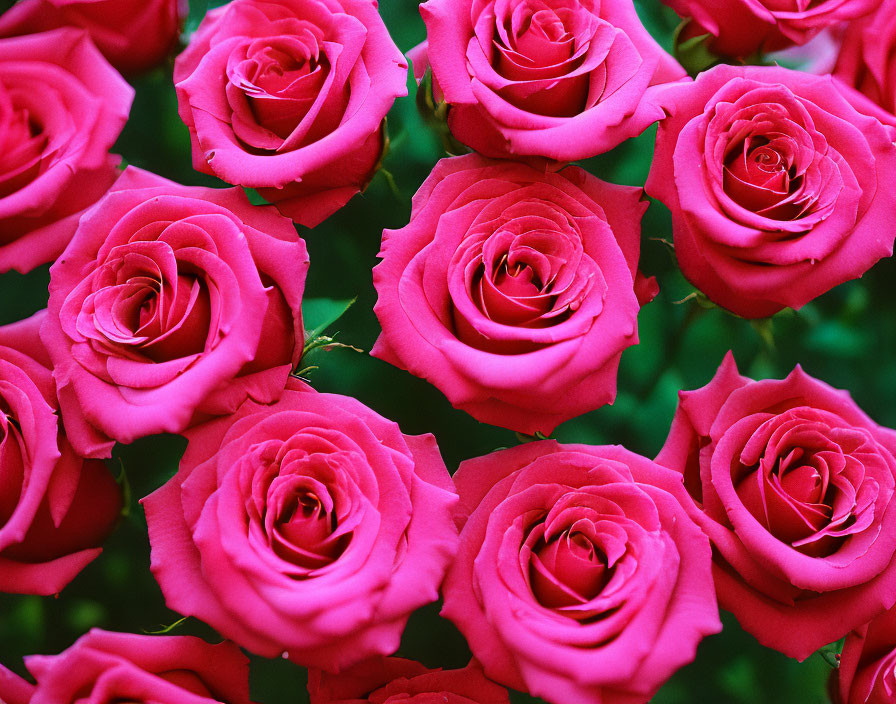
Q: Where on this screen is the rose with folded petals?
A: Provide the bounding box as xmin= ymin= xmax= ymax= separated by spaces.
xmin=656 ymin=353 xmax=896 ymax=660
xmin=646 ymin=64 xmax=896 ymax=319
xmin=372 ymin=153 xmax=657 ymax=436
xmin=834 ymin=0 xmax=896 ymax=121
xmin=308 ymin=657 xmax=510 ymax=704
xmin=142 ymin=384 xmax=459 ymax=671
xmin=663 ymin=0 xmax=879 ymax=58
xmin=40 ymin=167 xmax=309 ymax=458
xmin=0 ymin=0 xmax=185 ymax=75
xmin=0 ymin=28 xmax=132 ymax=274
xmin=8 ymin=629 xmax=251 ymax=703
xmin=414 ymin=0 xmax=686 ymax=162
xmin=0 ymin=311 xmax=121 ymax=596
xmin=836 ymin=608 xmax=896 ymax=704
xmin=174 ymin=0 xmax=408 ymax=228
xmin=441 ymin=441 xmax=720 ymax=704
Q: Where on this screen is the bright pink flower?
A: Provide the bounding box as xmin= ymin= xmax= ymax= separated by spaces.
xmin=174 ymin=0 xmax=408 ymax=227
xmin=41 ymin=167 xmax=309 ymax=457
xmin=657 ymin=353 xmax=896 ymax=659
xmin=442 ymin=440 xmax=720 ymax=704
xmin=143 ymin=383 xmax=458 ymax=671
xmin=372 ymin=153 xmax=657 ymax=436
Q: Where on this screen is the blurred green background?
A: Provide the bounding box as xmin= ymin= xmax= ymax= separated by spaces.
xmin=2 ymin=1 xmax=894 ymax=702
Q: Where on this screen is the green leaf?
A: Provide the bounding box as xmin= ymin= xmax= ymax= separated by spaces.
xmin=115 ymin=458 xmax=132 ymax=519
xmin=302 ymin=297 xmax=356 ymax=342
xmin=673 ymin=19 xmax=721 ymax=77
xmin=143 ymin=616 xmax=189 ymax=635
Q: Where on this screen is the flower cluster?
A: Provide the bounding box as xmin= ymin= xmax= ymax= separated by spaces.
xmin=1 ymin=0 xmax=895 ymax=703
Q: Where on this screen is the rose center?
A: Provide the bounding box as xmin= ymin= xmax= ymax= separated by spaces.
xmin=529 ymin=529 xmax=609 ymax=609
xmin=0 ymin=96 xmax=47 ymax=197
xmin=136 ymin=274 xmax=211 ymax=363
xmin=229 ymin=31 xmax=332 ymax=142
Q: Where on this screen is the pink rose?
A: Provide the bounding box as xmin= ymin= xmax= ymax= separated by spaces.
xmin=372 ymin=153 xmax=657 ymax=436
xmin=0 ymin=629 xmax=251 ymax=703
xmin=142 ymin=383 xmax=459 ymax=671
xmin=836 ymin=607 xmax=896 ymax=704
xmin=308 ymin=657 xmax=509 ymax=704
xmin=834 ymin=0 xmax=896 ymax=120
xmin=663 ymin=0 xmax=879 ymax=58
xmin=174 ymin=0 xmax=408 ymax=228
xmin=441 ymin=441 xmax=721 ymax=704
xmin=414 ymin=0 xmax=686 ymax=161
xmin=646 ymin=64 xmax=896 ymax=319
xmin=0 ymin=311 xmax=121 ymax=596
xmin=40 ymin=167 xmax=309 ymax=458
xmin=0 ymin=0 xmax=185 ymax=75
xmin=0 ymin=29 xmax=132 ymax=274
xmin=656 ymin=353 xmax=896 ymax=660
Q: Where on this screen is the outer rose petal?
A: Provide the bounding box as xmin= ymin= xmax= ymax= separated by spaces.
xmin=0 ymin=664 xmax=34 ymax=704
xmin=18 ymin=629 xmax=251 ymax=704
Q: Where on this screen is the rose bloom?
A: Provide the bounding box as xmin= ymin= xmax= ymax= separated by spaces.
xmin=142 ymin=382 xmax=459 ymax=671
xmin=0 ymin=0 xmax=185 ymax=75
xmin=413 ymin=0 xmax=686 ymax=161
xmin=0 ymin=629 xmax=251 ymax=704
xmin=174 ymin=0 xmax=408 ymax=228
xmin=372 ymin=153 xmax=657 ymax=436
xmin=0 ymin=311 xmax=121 ymax=596
xmin=834 ymin=0 xmax=896 ymax=121
xmin=40 ymin=167 xmax=309 ymax=458
xmin=646 ymin=64 xmax=896 ymax=319
xmin=657 ymin=353 xmax=896 ymax=660
xmin=663 ymin=0 xmax=879 ymax=58
xmin=442 ymin=441 xmax=721 ymax=704
xmin=835 ymin=607 xmax=896 ymax=704
xmin=308 ymin=657 xmax=509 ymax=704
xmin=0 ymin=29 xmax=132 ymax=274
